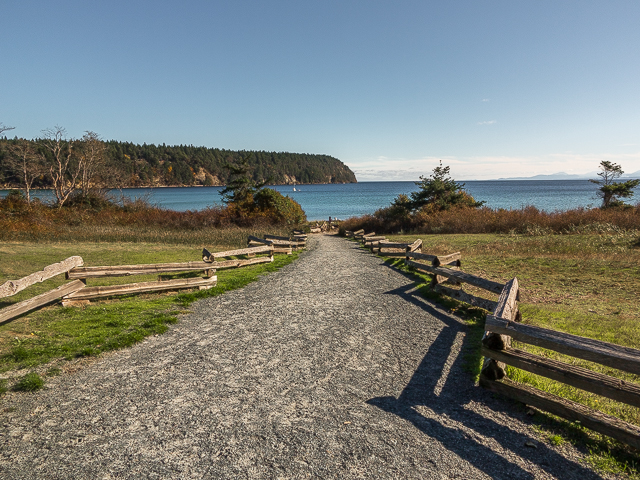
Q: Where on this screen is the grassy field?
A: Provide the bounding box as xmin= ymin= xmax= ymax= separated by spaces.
xmin=0 ymin=239 xmax=298 ymax=385
xmin=0 ymin=194 xmax=302 ymax=394
xmin=380 ymin=230 xmax=640 ymax=476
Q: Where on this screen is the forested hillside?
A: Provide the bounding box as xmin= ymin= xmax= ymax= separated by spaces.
xmin=0 ymin=137 xmax=357 ymax=189
xmin=104 ymin=142 xmax=356 ymax=186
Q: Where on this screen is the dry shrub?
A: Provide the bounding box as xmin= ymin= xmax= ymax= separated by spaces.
xmin=0 ymin=192 xmax=294 ymax=243
xmin=341 ymin=204 xmax=640 ymax=236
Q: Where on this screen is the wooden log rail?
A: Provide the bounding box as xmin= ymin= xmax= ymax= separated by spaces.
xmin=248 ymin=239 xmax=296 ymax=247
xmin=292 ymin=233 xmax=307 ymax=241
xmin=69 ymin=261 xmax=214 ymax=279
xmin=247 ymin=235 xmax=302 ymax=250
xmin=406 ymin=239 xmax=422 ymax=253
xmin=480 ymin=277 xmax=640 ymax=449
xmin=0 ymin=256 xmax=84 ymax=298
xmin=480 ymin=376 xmax=640 ymax=449
xmin=364 ymin=236 xmax=386 ymax=243
xmin=406 ymin=250 xmax=461 ymax=266
xmin=63 ymin=276 xmax=218 ymax=301
xmin=345 ymin=229 xmax=364 ymax=238
xmin=378 ymin=240 xmax=412 ymax=249
xmin=355 ymin=231 xmax=376 ymax=241
xmin=247 ymin=235 xmax=272 ymax=246
xmin=370 ymin=239 xmax=422 ymax=257
xmin=264 ymin=234 xmax=290 ymax=241
xmin=373 ymin=248 xmax=406 ymax=257
xmin=406 ymin=258 xmax=503 ymax=294
xmin=1 ymin=280 xmax=86 ymax=324
xmin=204 ymin=245 xmax=274 ymax=262
xmin=485 ymin=315 xmax=640 ymax=375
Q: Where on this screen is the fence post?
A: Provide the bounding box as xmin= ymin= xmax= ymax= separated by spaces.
xmin=480 ymin=277 xmax=520 ymax=381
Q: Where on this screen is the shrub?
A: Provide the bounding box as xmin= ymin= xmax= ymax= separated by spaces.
xmin=64 ymin=190 xmax=115 ymax=211
xmin=254 ymin=188 xmax=307 ymax=225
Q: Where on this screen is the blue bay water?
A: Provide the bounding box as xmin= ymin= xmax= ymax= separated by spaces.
xmin=2 ymin=180 xmax=633 ymax=220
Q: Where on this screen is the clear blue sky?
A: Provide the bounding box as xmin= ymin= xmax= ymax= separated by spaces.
xmin=2 ymin=1 xmax=639 ymax=180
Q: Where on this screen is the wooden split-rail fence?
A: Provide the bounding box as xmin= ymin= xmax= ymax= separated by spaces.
xmin=247 ymin=232 xmax=308 ymax=253
xmin=0 ymin=235 xmax=304 ymax=325
xmin=346 ymin=231 xmax=640 ymax=449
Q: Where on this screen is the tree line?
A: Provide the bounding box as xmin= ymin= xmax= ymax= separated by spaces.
xmin=0 ymin=124 xmax=357 ymax=207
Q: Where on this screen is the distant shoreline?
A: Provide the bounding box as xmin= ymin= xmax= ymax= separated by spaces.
xmin=0 ymin=181 xmax=356 ymax=191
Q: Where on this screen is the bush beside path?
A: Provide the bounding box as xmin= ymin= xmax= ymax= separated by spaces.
xmin=0 ymin=235 xmax=607 ymax=479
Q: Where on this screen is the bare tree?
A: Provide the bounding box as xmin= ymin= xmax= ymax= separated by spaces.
xmin=0 ymin=123 xmax=15 ymax=136
xmin=6 ymin=140 xmax=45 ymax=204
xmin=78 ymin=131 xmax=107 ymax=198
xmin=40 ymin=126 xmax=83 ymax=207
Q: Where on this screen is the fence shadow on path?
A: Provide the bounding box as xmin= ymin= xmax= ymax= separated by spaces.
xmin=365 ymin=260 xmax=602 ymax=480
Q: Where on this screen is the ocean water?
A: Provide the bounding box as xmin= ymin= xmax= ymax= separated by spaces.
xmin=2 ymin=180 xmax=634 ymax=220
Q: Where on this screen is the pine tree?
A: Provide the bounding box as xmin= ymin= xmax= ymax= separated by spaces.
xmin=219 ymin=156 xmax=266 ymax=207
xmin=590 ymin=161 xmax=640 ymax=208
xmin=409 ymin=161 xmax=484 ymax=211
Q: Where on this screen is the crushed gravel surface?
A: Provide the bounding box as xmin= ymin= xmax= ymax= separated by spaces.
xmin=0 ymin=235 xmax=610 ymax=479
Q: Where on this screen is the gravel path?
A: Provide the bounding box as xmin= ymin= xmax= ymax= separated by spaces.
xmin=0 ymin=235 xmax=607 ymax=479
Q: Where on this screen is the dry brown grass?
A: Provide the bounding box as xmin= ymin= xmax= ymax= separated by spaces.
xmin=0 ymin=192 xmax=293 ymax=244
xmin=341 ymin=204 xmax=640 ymax=236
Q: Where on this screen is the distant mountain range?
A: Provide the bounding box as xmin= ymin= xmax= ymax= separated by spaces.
xmin=498 ymin=170 xmax=640 ymax=180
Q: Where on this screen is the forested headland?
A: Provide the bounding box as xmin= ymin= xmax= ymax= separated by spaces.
xmin=0 ymin=134 xmax=357 ymax=190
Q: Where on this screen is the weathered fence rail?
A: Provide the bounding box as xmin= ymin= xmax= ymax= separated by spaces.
xmin=64 ymin=277 xmax=218 ymax=302
xmin=68 ymin=261 xmax=217 ymax=279
xmin=0 ymin=280 xmax=86 ymax=323
xmin=347 ymin=232 xmax=640 ymax=448
xmin=206 ymin=244 xmax=274 ymax=260
xmin=0 ymin=256 xmax=84 ymax=298
xmin=247 ymin=233 xmax=308 ymax=253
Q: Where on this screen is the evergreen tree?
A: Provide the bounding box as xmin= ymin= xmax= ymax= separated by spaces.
xmin=219 ymin=156 xmax=266 ymax=207
xmin=590 ymin=161 xmax=640 ymax=208
xmin=409 ymin=161 xmax=484 ymax=211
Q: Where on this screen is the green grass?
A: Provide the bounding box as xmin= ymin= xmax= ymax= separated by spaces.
xmin=13 ymin=372 xmax=44 ymax=392
xmin=0 ymin=240 xmax=298 ymax=382
xmin=548 ymin=434 xmax=565 ymax=446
